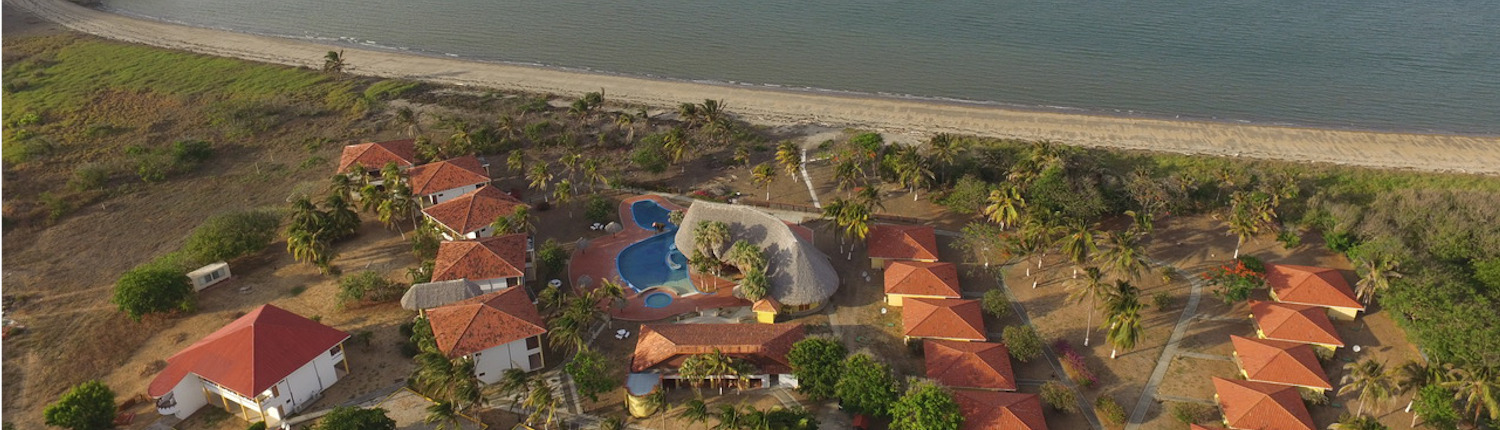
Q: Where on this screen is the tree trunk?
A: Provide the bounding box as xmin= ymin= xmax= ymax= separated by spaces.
xmin=1111 ymin=349 xmax=1117 ymax=359
xmin=1084 ymin=295 xmax=1094 ymax=346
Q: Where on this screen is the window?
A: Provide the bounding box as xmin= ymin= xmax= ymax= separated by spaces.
xmin=329 ymin=344 xmax=343 ymax=357
xmin=271 ymin=385 xmax=280 ymax=398
xmin=526 ymin=336 xmax=540 ymax=350
xmin=528 ymin=353 xmax=543 ymax=370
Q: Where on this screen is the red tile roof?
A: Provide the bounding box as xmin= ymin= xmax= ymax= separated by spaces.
xmin=1250 ymin=300 xmax=1344 ymax=347
xmin=406 ymin=155 xmax=490 ymax=196
xmin=885 ymin=261 xmax=962 ymax=299
xmin=953 ymin=390 xmax=1048 ymax=430
xmin=904 ymin=298 xmax=986 ymax=341
xmin=1189 ymin=425 xmax=1230 ymax=430
xmin=338 ymin=139 xmax=417 ymax=172
xmin=148 ymin=305 xmax=349 ymax=398
xmin=1212 ymin=377 xmax=1316 ymax=430
xmin=432 ymin=234 xmax=529 ymax=283
xmin=1266 ymin=264 xmax=1364 ymax=310
xmin=1231 ymin=335 xmax=1332 ymax=390
xmin=630 ymin=323 xmax=805 ymax=374
xmin=426 ymin=287 xmax=546 ymax=358
xmin=422 ymin=186 xmax=526 ymax=235
xmin=867 ymin=224 xmax=939 ymax=261
xmin=925 ymin=340 xmax=1016 ymax=391
xmin=752 ymin=296 xmax=782 ymax=314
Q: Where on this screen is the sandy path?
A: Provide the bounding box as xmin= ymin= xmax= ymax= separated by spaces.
xmin=9 ymin=0 xmax=1500 ymax=175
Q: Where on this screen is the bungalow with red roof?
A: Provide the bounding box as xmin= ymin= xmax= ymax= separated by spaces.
xmin=1212 ymin=377 xmax=1316 ymax=430
xmin=885 ymin=261 xmax=962 ymax=306
xmin=422 ymin=186 xmax=528 ymax=240
xmin=626 ymin=323 xmax=804 ymax=415
xmin=924 ymin=340 xmax=1016 ymax=391
xmin=406 ymin=155 xmax=491 ymax=206
xmin=952 ymin=390 xmax=1048 ymax=430
xmin=1265 ymin=264 xmax=1366 ymax=320
xmin=431 ymin=234 xmax=531 ymax=292
xmin=903 ymin=298 xmax=986 ymax=342
xmin=1229 ymin=335 xmax=1332 ymax=392
xmin=866 ymin=224 xmax=939 ymax=269
xmin=1189 ymin=425 xmax=1230 ymax=430
xmin=148 ymin=305 xmax=350 ymax=426
xmin=338 ymin=139 xmax=418 ymax=185
xmin=1249 ymin=300 xmax=1344 ymax=351
xmin=425 ymin=288 xmax=547 ymax=384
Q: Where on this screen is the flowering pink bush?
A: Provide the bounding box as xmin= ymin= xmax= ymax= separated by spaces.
xmin=1053 ymin=340 xmax=1097 ymax=387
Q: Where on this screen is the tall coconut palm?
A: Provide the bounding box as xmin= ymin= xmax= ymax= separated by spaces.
xmin=1068 ymin=267 xmax=1110 ymax=347
xmin=662 ymin=127 xmax=694 ymax=169
xmin=925 ymin=133 xmax=965 ymax=182
xmin=1340 ymin=359 xmax=1396 ymax=416
xmin=496 ymin=368 xmax=534 ymax=406
xmin=324 ymin=193 xmax=361 ymax=238
xmin=423 ymin=402 xmax=464 ymax=430
xmin=833 ymin=158 xmax=862 ymax=196
xmin=838 ymin=201 xmax=872 ymax=260
xmin=681 ymin=398 xmax=711 ymax=430
xmin=1060 ymin=222 xmax=1100 ymax=279
xmin=1353 ymin=256 xmax=1401 ymax=305
xmin=553 ymin=179 xmax=575 ymax=218
xmin=358 ymin=184 xmax=387 ymax=214
xmin=775 ymin=141 xmax=802 ymax=177
xmin=614 ymin=111 xmax=638 ymax=144
xmin=286 ymin=227 xmax=334 ymax=272
xmin=1226 ymin=191 xmax=1274 ymax=258
xmin=527 ymin=163 xmax=553 ymax=197
xmin=583 ymin=157 xmax=608 ymax=192
xmin=821 ymin=199 xmax=850 ymax=252
xmin=1327 ymin=414 xmax=1386 ymax=430
xmin=689 ymin=249 xmax=720 ymax=288
xmin=524 ymin=383 xmax=560 ymax=429
xmin=378 ymin=182 xmax=418 ymax=230
xmin=982 ymin=186 xmax=1025 ymax=230
xmin=289 ymin=196 xmax=327 ymax=232
xmin=560 ymin=152 xmax=583 ymax=181
xmin=322 ymin=50 xmax=345 ymax=73
xmin=1006 ymin=234 xmax=1045 ymax=288
xmin=507 ymin=151 xmax=526 ymax=175
xmin=752 ymin=163 xmax=777 ymax=200
xmin=726 ymin=240 xmax=765 ymax=273
xmin=1442 ymin=366 xmax=1500 ymax=423
xmin=677 ymin=103 xmax=701 ymax=126
xmin=713 ymin=404 xmax=742 ymax=430
xmin=694 ymin=221 xmax=731 ymax=260
xmin=1098 ymin=230 xmax=1150 ymax=280
xmin=329 ymin=174 xmax=357 ymax=202
xmin=856 ymin=185 xmax=885 ymax=213
xmin=395 ymin=107 xmax=421 ymax=137
xmin=1103 ymin=280 xmax=1143 ymax=359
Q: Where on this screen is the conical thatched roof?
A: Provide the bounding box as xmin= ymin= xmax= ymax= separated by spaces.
xmin=674 ymin=202 xmax=839 ymax=306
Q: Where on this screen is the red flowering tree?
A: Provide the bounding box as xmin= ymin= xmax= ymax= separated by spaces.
xmin=1203 ymin=259 xmax=1266 ymax=303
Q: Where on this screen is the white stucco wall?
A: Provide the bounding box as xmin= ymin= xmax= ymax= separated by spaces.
xmin=425 ymin=184 xmax=484 ymax=206
xmin=471 ymin=336 xmax=544 ymax=384
xmin=160 ymin=374 xmax=210 ymax=419
xmin=472 ymin=277 xmax=523 ymax=293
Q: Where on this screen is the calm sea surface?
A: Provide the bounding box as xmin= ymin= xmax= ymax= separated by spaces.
xmin=100 ymin=0 xmax=1500 ymax=134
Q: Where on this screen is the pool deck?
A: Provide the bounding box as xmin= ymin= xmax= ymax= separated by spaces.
xmin=568 ymin=195 xmax=747 ymax=321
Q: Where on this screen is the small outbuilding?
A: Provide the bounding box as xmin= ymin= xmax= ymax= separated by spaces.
xmin=1264 ymin=264 xmax=1365 ymax=321
xmin=866 ymin=224 xmax=939 ymax=269
xmin=187 ymin=262 xmax=232 ymax=291
xmin=903 ymin=298 xmax=986 ymax=342
xmin=884 ymin=261 xmax=962 ymax=306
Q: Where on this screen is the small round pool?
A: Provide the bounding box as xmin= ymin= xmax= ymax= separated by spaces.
xmin=643 ymin=292 xmax=674 ymax=308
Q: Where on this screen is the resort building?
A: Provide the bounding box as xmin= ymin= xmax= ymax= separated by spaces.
xmin=1190 ymin=424 xmax=1230 ymax=430
xmin=337 ymin=139 xmax=418 ymax=185
xmin=425 ymin=287 xmax=547 ymax=384
xmin=903 ymin=298 xmax=986 ymax=342
xmin=400 ymin=279 xmax=484 ymax=311
xmin=626 ymin=323 xmax=805 ymax=415
xmin=924 ymin=340 xmax=1016 ymax=391
xmin=866 ymin=223 xmax=939 ymax=269
xmin=1249 ymin=300 xmax=1345 ymax=351
xmin=422 ymin=186 xmax=528 ymax=240
xmin=1211 ymin=377 xmax=1316 ymax=430
xmin=1229 ymin=335 xmax=1332 ymax=392
xmin=406 ymin=155 xmax=491 ymax=206
xmin=431 ymin=234 xmax=531 ymax=292
xmin=884 ymin=261 xmax=962 ymax=306
xmin=148 ymin=305 xmax=350 ymax=426
xmin=952 ymin=390 xmax=1048 ymax=430
xmin=673 ymin=202 xmax=839 ymax=315
xmin=1265 ymin=264 xmax=1366 ymax=320
xmin=752 ymin=297 xmax=782 ymax=324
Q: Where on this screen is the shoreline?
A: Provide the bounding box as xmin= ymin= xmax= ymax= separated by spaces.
xmin=9 ymin=0 xmax=1500 ymax=175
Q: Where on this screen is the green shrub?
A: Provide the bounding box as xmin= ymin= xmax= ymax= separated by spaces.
xmin=68 ymin=164 xmax=112 ymax=192
xmin=43 ymin=380 xmax=115 ymax=430
xmin=181 ymin=210 xmax=281 ymax=266
xmin=1169 ymin=402 xmax=1216 ymax=424
xmin=170 ymin=139 xmax=214 ymax=164
xmin=1275 ymin=229 xmax=1302 ymax=249
xmin=1094 ymin=396 xmax=1126 ymax=425
xmin=336 ymin=271 xmax=404 ymax=306
xmin=1323 ymin=230 xmax=1356 ymax=253
xmin=1001 ymin=325 xmax=1043 ymax=362
xmin=1152 ymin=291 xmax=1173 ymax=311
xmin=38 ymin=192 xmax=73 ymax=222
xmin=584 ymin=195 xmax=614 ymax=224
xmin=15 ymin=112 xmax=43 ymax=126
xmin=1039 ymin=381 xmax=1076 ymax=412
xmin=362 ymin=79 xmax=421 ymax=101
xmin=980 ymin=289 xmax=1010 ymax=319
xmin=247 ymin=422 xmax=268 ymax=430
xmin=113 ymin=260 xmax=195 ymax=320
xmin=630 ymin=145 xmax=668 ymax=174
xmin=536 ymin=239 xmax=569 ymax=280
xmin=937 ymin=175 xmax=990 ymax=214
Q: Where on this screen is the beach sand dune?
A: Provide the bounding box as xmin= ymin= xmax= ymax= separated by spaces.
xmin=9 ymin=0 xmax=1500 ymax=174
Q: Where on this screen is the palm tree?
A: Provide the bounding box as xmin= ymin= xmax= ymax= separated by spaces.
xmin=775 ymin=141 xmax=802 ymax=177
xmin=1124 ymin=209 xmax=1154 ymax=235
xmin=982 ymin=186 xmax=1025 ymax=230
xmin=1353 ymin=256 xmax=1401 ymax=305
xmin=506 ymin=151 xmax=526 ymax=175
xmin=689 ymin=249 xmax=720 ymax=289
xmin=821 ymin=199 xmax=850 ymax=253
xmin=662 ymin=127 xmax=693 ymax=169
xmin=1340 ymin=359 xmax=1396 ymax=416
xmin=1098 ymin=230 xmax=1150 ymax=280
xmin=411 ymin=351 xmax=482 ymax=410
xmin=925 ymin=133 xmax=965 ymax=182
xmin=1006 ymin=234 xmax=1045 ymax=287
xmin=322 ymin=50 xmax=345 ymax=73
xmin=1068 ymin=267 xmax=1110 ymax=347
xmin=614 ymin=111 xmax=638 ymax=144
xmin=524 ymin=383 xmax=560 ymax=429
xmin=856 ymin=185 xmax=886 ymax=213
xmin=582 ymin=157 xmax=608 ymax=192
xmin=1103 ymin=280 xmax=1143 ymax=359
xmin=358 ymin=184 xmax=387 ymax=214
xmin=423 ymin=402 xmax=464 ymax=430
xmin=1327 ymin=414 xmax=1387 ymax=430
xmin=1225 ymin=213 xmax=1259 ymax=259
xmin=377 ymin=182 xmax=418 ymax=230
xmin=713 ymin=404 xmax=742 ymax=430
xmin=496 ymin=368 xmax=534 ymax=406
xmin=553 ymin=179 xmax=575 ymax=217
xmin=833 ymin=158 xmax=862 ymax=195
xmin=681 ymin=398 xmax=711 ymax=430
xmin=329 ymin=174 xmax=357 ymax=202
xmin=1226 ymin=191 xmax=1274 ymax=258
xmin=752 ymin=163 xmax=777 ymax=200
xmin=1442 ymin=366 xmax=1500 ymax=423
xmin=324 ymin=193 xmax=361 ymax=238
xmin=1060 ymin=222 xmax=1099 ymax=279
xmin=286 ymin=228 xmax=335 ymax=272
xmin=527 ymin=163 xmax=553 ymax=198
xmin=395 ymin=107 xmax=421 ymax=137
xmin=289 ymin=196 xmax=326 ymax=232
xmin=726 ymin=240 xmax=766 ymax=273
xmin=693 ymin=220 xmax=731 ymax=260
xmin=838 ymin=201 xmax=872 ymax=261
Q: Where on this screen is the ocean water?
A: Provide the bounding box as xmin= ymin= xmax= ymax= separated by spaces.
xmin=99 ymin=0 xmax=1500 ymax=134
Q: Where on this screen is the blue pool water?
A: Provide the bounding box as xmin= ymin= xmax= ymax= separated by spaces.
xmin=616 ymin=232 xmax=696 ymax=294
xmin=643 ymin=292 xmax=673 ymax=308
xmin=631 ymin=200 xmax=673 ymax=230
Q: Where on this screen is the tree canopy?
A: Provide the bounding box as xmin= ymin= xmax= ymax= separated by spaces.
xmin=312 ymin=406 xmax=396 ymax=430
xmin=112 ymin=261 xmax=194 ymax=320
xmin=834 ymin=353 xmax=899 ymax=417
xmin=787 ymin=337 xmax=847 ymax=401
xmin=43 ymin=380 xmax=115 ymax=430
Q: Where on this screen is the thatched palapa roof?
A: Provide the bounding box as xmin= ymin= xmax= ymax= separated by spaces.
xmin=401 ymin=279 xmax=483 ymax=310
xmin=674 ymin=202 xmax=838 ymax=306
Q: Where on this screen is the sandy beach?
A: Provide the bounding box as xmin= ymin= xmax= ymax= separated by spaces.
xmin=8 ymin=0 xmax=1500 ymax=174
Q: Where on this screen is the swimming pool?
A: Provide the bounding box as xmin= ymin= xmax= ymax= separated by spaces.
xmin=643 ymin=292 xmax=674 ymax=308
xmin=616 ymin=233 xmax=696 ymax=294
xmin=631 ymin=200 xmax=674 ymax=230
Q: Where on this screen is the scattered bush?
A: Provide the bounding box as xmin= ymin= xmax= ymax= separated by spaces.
xmin=181 ymin=210 xmax=281 ymax=266
xmin=537 ymin=239 xmax=569 ymax=280
xmin=38 ymin=192 xmax=73 ymax=222
xmin=309 ymin=406 xmax=396 ymax=430
xmin=1152 ymin=291 xmax=1174 ymax=311
xmin=1169 ymin=402 xmax=1216 ymax=425
xmin=1053 ymin=340 xmax=1097 ymax=387
xmin=1275 ymin=228 xmax=1302 ymax=249
xmin=1298 ymin=386 xmax=1328 ymax=405
xmin=937 ymin=175 xmax=991 ymax=214
xmin=362 ymin=79 xmax=421 ymax=101
xmin=43 ymin=380 xmax=115 ymax=430
xmin=1322 ymin=230 xmax=1356 ymax=253
xmin=980 ymin=289 xmax=1010 ymax=319
xmin=584 ymin=195 xmax=614 ymax=224
xmin=68 ymin=164 xmax=113 ymax=192
xmin=247 ymin=422 xmax=268 ymax=430
xmin=1094 ymin=396 xmax=1126 ymax=425
xmin=1039 ymin=381 xmax=1076 ymax=412
xmin=336 ymin=271 xmax=404 ymax=307
xmin=1202 ymin=260 xmax=1266 ymax=304
xmin=113 ymin=260 xmax=195 ymax=320
xmin=1001 ymin=325 xmax=1043 ymax=362
xmin=129 ymin=139 xmax=216 ymax=182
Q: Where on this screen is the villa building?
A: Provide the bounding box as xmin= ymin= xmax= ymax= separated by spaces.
xmin=1229 ymin=335 xmax=1332 ymax=392
xmin=431 ymin=234 xmax=531 ymax=292
xmin=148 ymin=305 xmax=350 ymax=426
xmin=1249 ymin=300 xmax=1345 ymax=351
xmin=866 ymin=224 xmax=939 ymax=269
xmin=425 ymin=287 xmax=547 ymax=384
xmin=752 ymin=296 xmax=782 ymax=324
xmin=422 ymin=186 xmax=528 ymax=240
xmin=1212 ymin=377 xmax=1316 ymax=430
xmin=884 ymin=261 xmax=962 ymax=306
xmin=337 ymin=139 xmax=418 ymax=185
xmin=924 ymin=340 xmax=1016 ymax=391
xmin=626 ymin=323 xmax=804 ymax=415
xmin=406 ymin=155 xmax=491 ymax=206
xmin=674 ymin=202 xmax=839 ymax=314
xmin=952 ymin=390 xmax=1048 ymax=430
xmin=400 ymin=279 xmax=483 ymax=311
xmin=903 ymin=298 xmax=986 ymax=342
xmin=1265 ymin=264 xmax=1366 ymax=320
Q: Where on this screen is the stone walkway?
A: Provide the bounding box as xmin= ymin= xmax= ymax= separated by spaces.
xmin=1123 ymin=264 xmax=1208 ymax=430
xmin=988 ymin=273 xmax=1104 ymax=430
